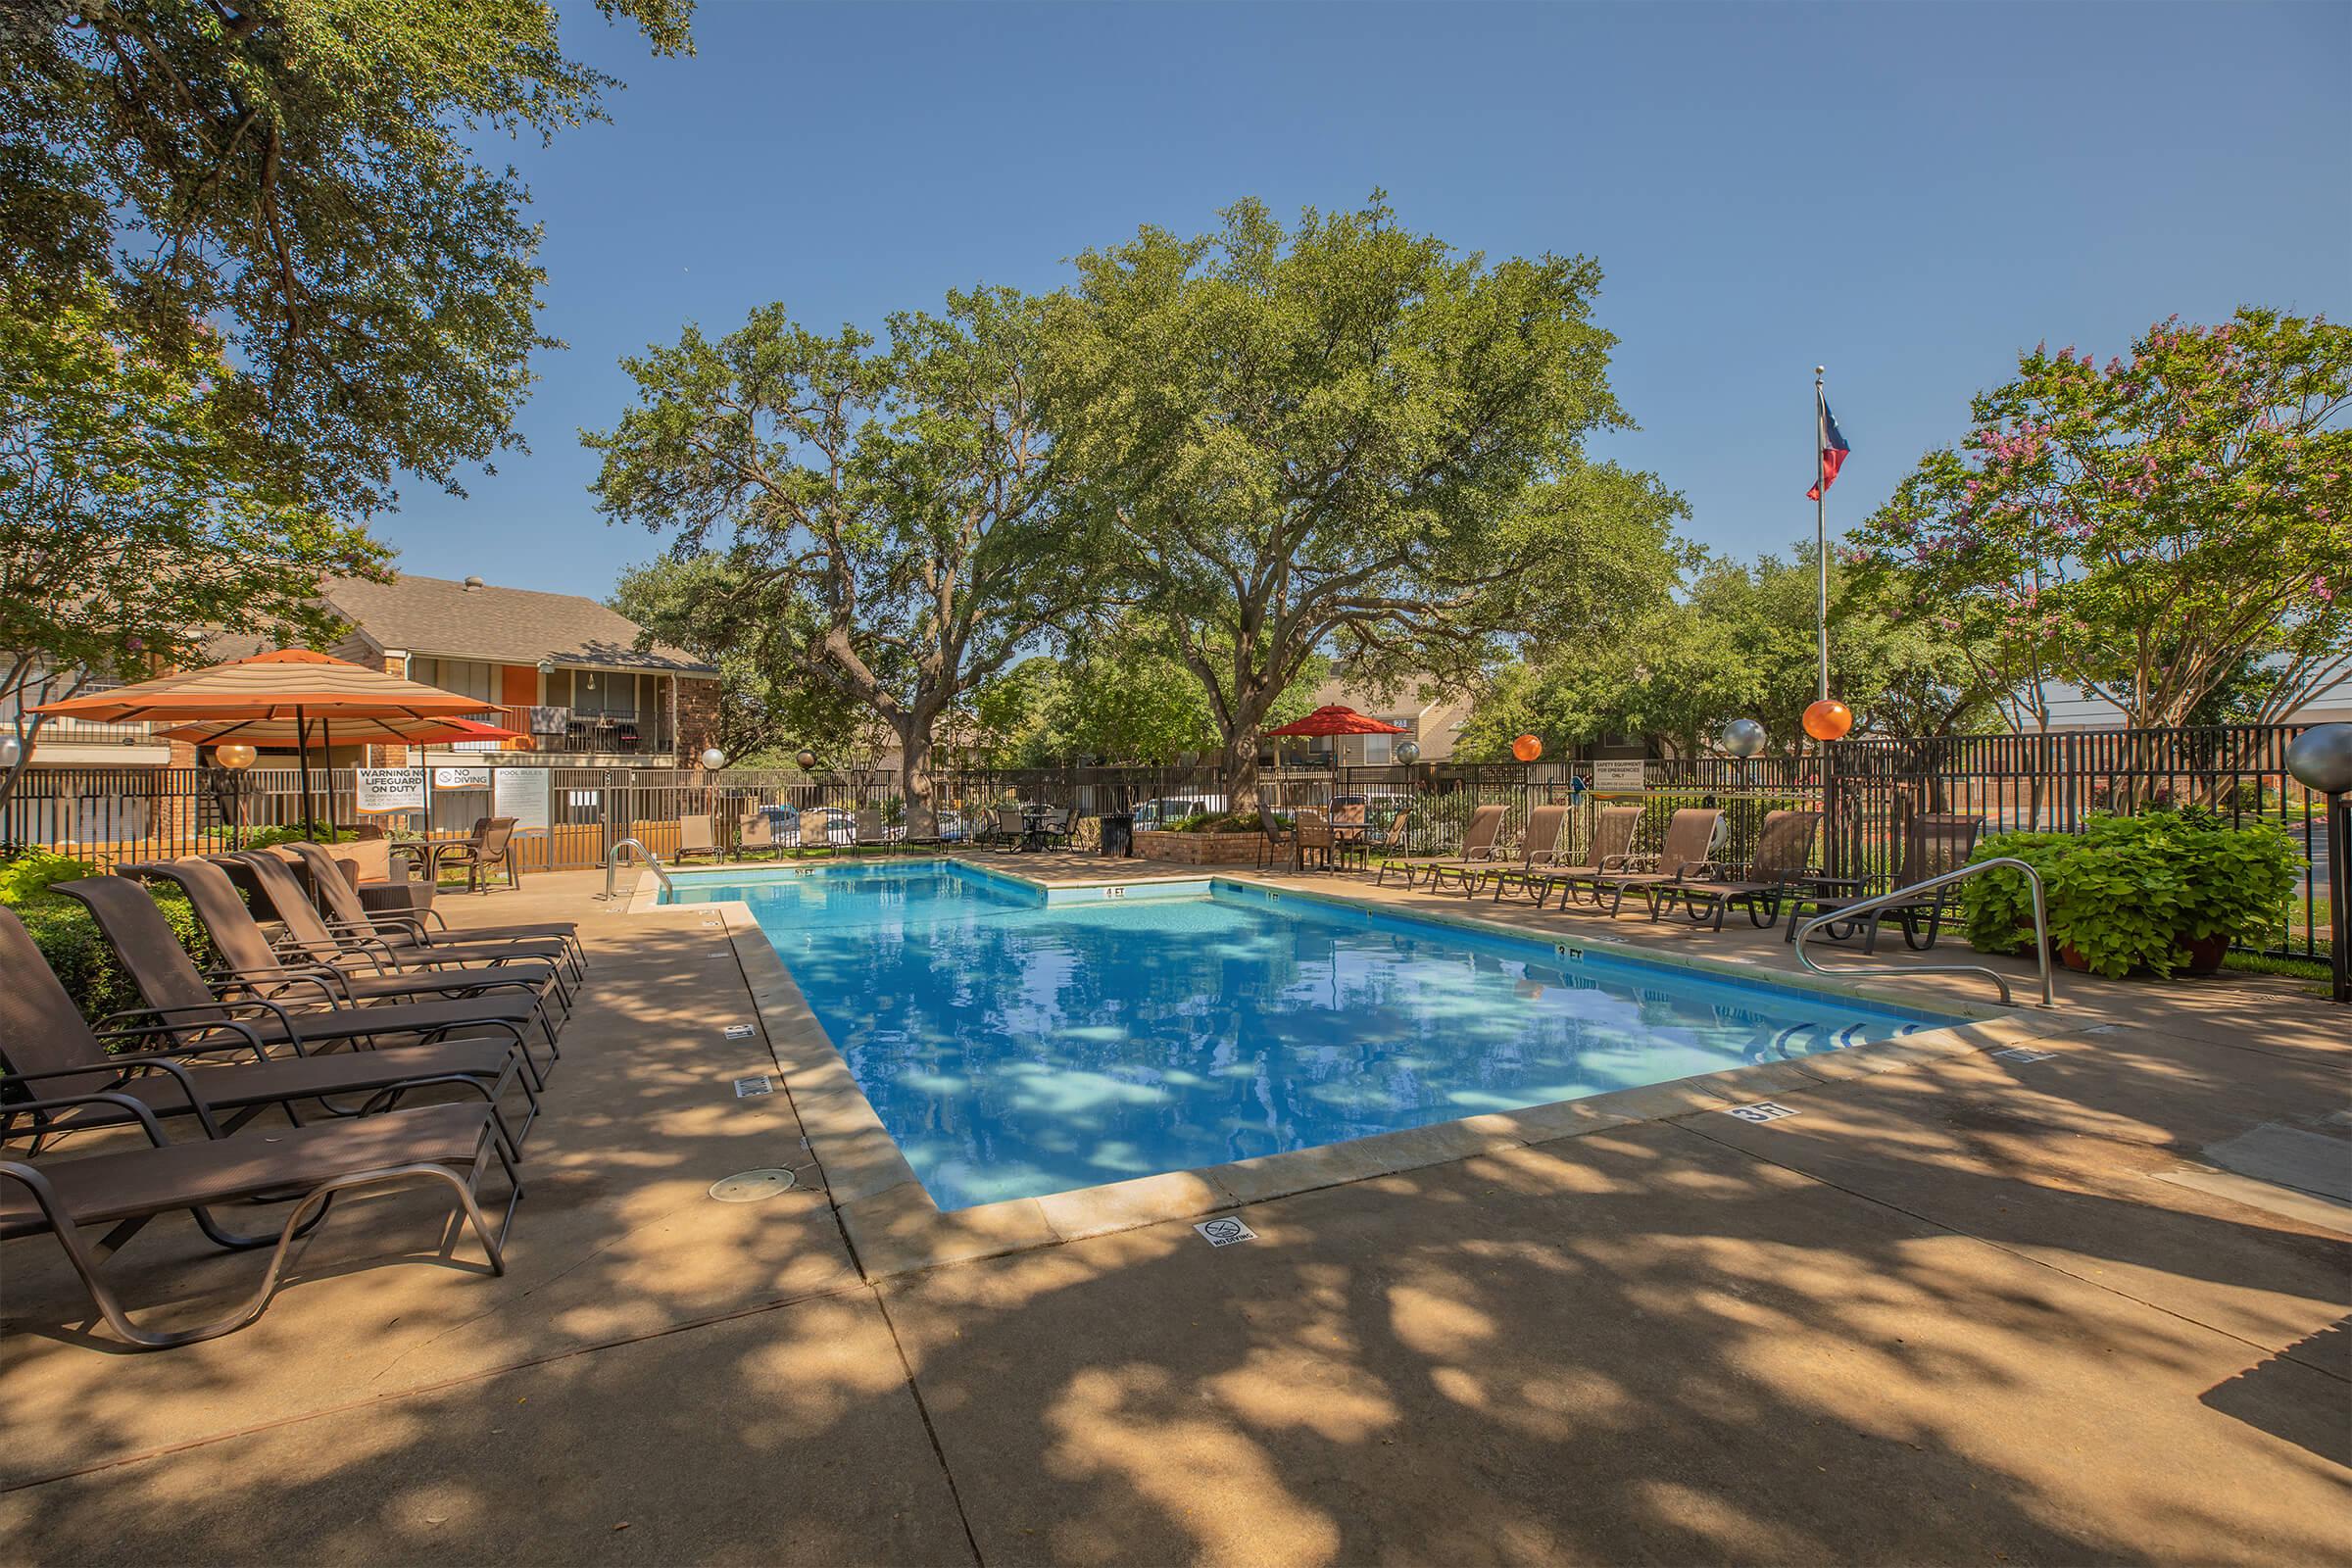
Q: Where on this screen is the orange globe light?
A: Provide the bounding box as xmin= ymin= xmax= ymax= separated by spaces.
xmin=1802 ymin=699 xmax=1854 ymax=742
xmin=1511 ymin=733 xmax=1544 ymax=762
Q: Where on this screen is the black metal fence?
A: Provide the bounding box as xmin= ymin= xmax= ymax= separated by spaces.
xmin=1 ymin=723 xmax=2330 ymax=957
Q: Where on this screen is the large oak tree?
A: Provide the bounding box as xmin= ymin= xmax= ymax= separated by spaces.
xmin=1043 ymin=196 xmax=1685 ymax=805
xmin=588 ymin=287 xmax=1089 ymax=837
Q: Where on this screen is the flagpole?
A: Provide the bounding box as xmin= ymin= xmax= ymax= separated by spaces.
xmin=1814 ymin=365 xmax=1830 ymax=705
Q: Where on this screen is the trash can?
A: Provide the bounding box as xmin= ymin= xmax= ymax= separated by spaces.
xmin=1098 ymin=812 xmax=1135 ymax=858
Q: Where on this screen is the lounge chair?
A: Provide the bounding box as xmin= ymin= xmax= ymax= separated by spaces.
xmin=124 ymin=858 xmax=566 ymax=1054
xmin=1414 ymin=805 xmax=1511 ymax=893
xmin=852 ymin=808 xmax=886 ymax=853
xmin=736 ymin=812 xmax=781 ymax=860
xmin=1784 ymin=811 xmax=1987 ymax=953
xmin=1472 ymin=805 xmax=1572 ymax=900
xmin=281 ymin=843 xmax=584 ymax=978
xmin=1656 ymin=809 xmax=1824 ymax=931
xmin=1576 ymin=808 xmax=1726 ymax=917
xmin=676 ymin=813 xmax=721 ymax=864
xmin=224 ymin=853 xmax=576 ymax=1022
xmin=0 ymin=1086 xmax=518 ymax=1348
xmin=427 ymin=816 xmax=522 ymax=893
xmin=1528 ymin=807 xmax=1642 ymax=909
xmin=4 ymin=900 xmax=535 ymax=1152
xmin=1367 ymin=810 xmax=1433 ymax=886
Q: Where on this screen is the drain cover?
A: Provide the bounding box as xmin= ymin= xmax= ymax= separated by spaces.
xmin=710 ymin=1168 xmax=798 ymax=1202
xmin=732 ymin=1074 xmax=773 ymax=1099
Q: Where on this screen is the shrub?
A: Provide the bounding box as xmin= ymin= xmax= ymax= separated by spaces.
xmin=239 ymin=823 xmax=360 ymax=851
xmin=1168 ymin=810 xmax=1266 ymax=833
xmin=0 ymin=848 xmax=101 ymax=905
xmin=1963 ymin=811 xmax=2300 ymax=978
xmin=11 ymin=888 xmax=220 ymax=1025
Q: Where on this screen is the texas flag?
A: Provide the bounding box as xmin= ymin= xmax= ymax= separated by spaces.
xmin=1807 ymin=398 xmax=1851 ymax=501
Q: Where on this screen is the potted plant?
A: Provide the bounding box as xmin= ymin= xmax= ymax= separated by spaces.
xmin=1962 ymin=811 xmax=2299 ymax=978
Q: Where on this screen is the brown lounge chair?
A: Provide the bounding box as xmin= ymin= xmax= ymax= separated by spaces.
xmin=44 ymin=880 xmax=545 ymax=1120
xmin=1784 ymin=811 xmax=1987 ymax=953
xmin=1528 ymin=807 xmax=1643 ymax=908
xmin=1471 ymin=805 xmax=1572 ymax=899
xmin=124 ymin=858 xmax=566 ymax=1056
xmin=1575 ymin=808 xmax=1726 ymax=917
xmin=280 ymin=842 xmax=585 ymax=979
xmin=736 ymin=812 xmax=780 ymax=860
xmin=1 ymin=911 xmax=522 ymax=1349
xmin=227 ymin=852 xmax=577 ymax=1010
xmin=1406 ymin=805 xmax=1511 ymax=893
xmin=1653 ymin=809 xmax=1825 ymax=931
xmin=428 ymin=816 xmax=523 ymax=892
xmin=675 ymin=813 xmax=721 ymax=864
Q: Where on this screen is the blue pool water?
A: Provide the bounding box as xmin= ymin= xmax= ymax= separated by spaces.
xmin=667 ymin=862 xmax=1958 ymax=1211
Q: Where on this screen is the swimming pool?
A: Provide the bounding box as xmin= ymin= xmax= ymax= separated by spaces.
xmin=667 ymin=861 xmax=1959 ymax=1211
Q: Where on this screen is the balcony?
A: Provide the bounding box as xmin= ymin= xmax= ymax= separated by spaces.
xmin=458 ymin=704 xmax=675 ymax=758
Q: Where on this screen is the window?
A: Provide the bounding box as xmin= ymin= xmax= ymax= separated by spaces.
xmin=1362 ymin=717 xmax=1415 ymax=765
xmin=409 ymin=658 xmax=497 ymax=702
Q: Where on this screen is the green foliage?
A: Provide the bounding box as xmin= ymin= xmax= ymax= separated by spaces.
xmin=1 ymin=0 xmax=693 ymax=518
xmin=9 ymin=888 xmax=219 ymax=1025
xmin=1166 ymin=810 xmax=1267 ymax=834
xmin=1458 ymin=542 xmax=1997 ymax=760
xmin=237 ymin=823 xmax=360 ymax=852
xmin=1963 ymin=812 xmax=2302 ymax=978
xmin=0 ymin=848 xmax=96 ymax=905
xmin=591 ymin=286 xmax=1093 ymax=833
xmin=0 ymin=272 xmax=392 ymax=802
xmin=1044 ymin=194 xmax=1687 ymax=800
xmin=1855 ymin=309 xmax=2352 ymax=729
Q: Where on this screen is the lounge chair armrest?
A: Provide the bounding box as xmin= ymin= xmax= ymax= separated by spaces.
xmin=94 ymin=1004 xmax=282 ymax=1058
xmin=0 ymin=1090 xmax=174 ymax=1146
xmin=213 ymin=962 xmax=354 ymax=1006
xmin=1670 ymin=860 xmax=1724 ymax=882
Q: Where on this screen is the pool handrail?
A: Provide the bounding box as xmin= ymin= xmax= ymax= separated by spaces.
xmin=604 ymin=838 xmax=674 ymax=901
xmin=1790 ymin=856 xmax=2057 ymax=1008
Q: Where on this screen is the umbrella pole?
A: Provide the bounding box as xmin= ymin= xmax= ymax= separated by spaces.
xmin=297 ymin=708 xmax=315 ymax=838
xmin=322 ymin=717 xmax=334 ymax=837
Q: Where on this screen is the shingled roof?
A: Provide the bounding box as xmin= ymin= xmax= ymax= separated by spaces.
xmin=318 ymin=573 xmax=715 ymax=674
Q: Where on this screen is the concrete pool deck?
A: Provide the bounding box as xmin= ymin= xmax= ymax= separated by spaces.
xmin=2 ymin=862 xmax=2346 ymax=1564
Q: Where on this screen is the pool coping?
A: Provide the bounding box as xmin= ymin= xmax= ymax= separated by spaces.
xmin=659 ymin=857 xmax=2082 ymax=1281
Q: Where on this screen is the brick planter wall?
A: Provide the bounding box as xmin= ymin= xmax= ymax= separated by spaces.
xmin=1133 ymin=829 xmax=1264 ymax=866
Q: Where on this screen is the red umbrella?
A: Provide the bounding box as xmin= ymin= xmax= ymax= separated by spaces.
xmin=1263 ymin=705 xmax=1409 ymax=737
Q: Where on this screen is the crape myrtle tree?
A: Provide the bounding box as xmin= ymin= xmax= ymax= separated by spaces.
xmin=589 ymin=287 xmax=1091 ymax=839
xmin=0 ymin=273 xmax=389 ymax=805
xmin=1855 ymin=309 xmax=2352 ymax=731
xmin=1 ymin=0 xmax=695 ymax=517
xmin=1044 ymin=196 xmax=1685 ymax=807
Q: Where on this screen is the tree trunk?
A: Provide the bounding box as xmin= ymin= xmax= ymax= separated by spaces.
xmin=1219 ymin=723 xmax=1260 ymax=812
xmin=898 ymin=718 xmax=938 ymax=840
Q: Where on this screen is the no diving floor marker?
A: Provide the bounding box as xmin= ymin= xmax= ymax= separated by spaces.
xmin=1992 ymin=1047 xmax=2057 ymax=1063
xmin=1195 ymin=1216 xmax=1257 ymax=1247
xmin=1725 ymin=1102 xmax=1799 ymax=1124
xmin=732 ymin=1074 xmax=773 ymax=1099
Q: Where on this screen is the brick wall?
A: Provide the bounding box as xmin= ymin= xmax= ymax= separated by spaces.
xmin=674 ymin=675 xmax=722 ymax=763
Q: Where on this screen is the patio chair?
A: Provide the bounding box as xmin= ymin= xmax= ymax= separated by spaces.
xmin=225 ymin=853 xmax=576 ymax=1016
xmin=0 ymin=1073 xmax=518 ymax=1349
xmin=1414 ymin=805 xmax=1512 ymax=893
xmin=282 ymin=844 xmax=584 ymax=979
xmin=854 ymin=808 xmax=886 ymax=853
xmin=737 ymin=812 xmax=781 ymax=860
xmin=1294 ymin=808 xmax=1336 ymax=872
xmin=1034 ymin=808 xmax=1074 ymax=851
xmin=1256 ymin=809 xmax=1297 ymax=871
xmin=994 ymin=807 xmax=1027 ymax=853
xmin=1473 ymin=806 xmax=1572 ymax=900
xmin=126 ymin=858 xmax=566 ymax=1054
xmin=427 ymin=816 xmax=522 ymax=893
xmin=1577 ymin=808 xmax=1726 ymax=917
xmin=1528 ymin=807 xmax=1642 ymax=909
xmin=6 ymin=898 xmax=536 ymax=1150
xmin=675 ymin=813 xmax=721 ymax=864
xmin=1329 ymin=798 xmax=1372 ymax=871
xmin=1368 ymin=809 xmax=1439 ymax=886
xmin=1657 ymin=810 xmax=1824 ymax=931
xmin=1784 ymin=811 xmax=1987 ymax=953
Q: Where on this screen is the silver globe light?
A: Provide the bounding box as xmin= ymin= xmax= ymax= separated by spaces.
xmin=1720 ymin=718 xmax=1768 ymax=759
xmin=1394 ymin=739 xmax=1421 ymax=765
xmin=0 ymin=734 xmax=21 ymax=770
xmin=699 ymin=746 xmax=726 ymax=771
xmin=2285 ymin=723 xmax=2352 ymax=797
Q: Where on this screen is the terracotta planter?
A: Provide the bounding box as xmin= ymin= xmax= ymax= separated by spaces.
xmin=2059 ymin=944 xmax=2093 ymax=973
xmin=2174 ymin=932 xmax=2230 ymax=976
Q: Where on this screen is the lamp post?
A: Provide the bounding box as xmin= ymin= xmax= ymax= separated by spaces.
xmin=2285 ymin=724 xmax=2352 ymax=1004
xmin=216 ymin=742 xmax=257 ymax=851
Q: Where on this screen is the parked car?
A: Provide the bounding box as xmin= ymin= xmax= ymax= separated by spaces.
xmin=1130 ymin=795 xmax=1228 ymax=830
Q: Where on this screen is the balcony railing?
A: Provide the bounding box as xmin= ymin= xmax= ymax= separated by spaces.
xmin=17 ymin=715 xmax=169 ymax=749
xmin=463 ymin=704 xmax=674 ymax=757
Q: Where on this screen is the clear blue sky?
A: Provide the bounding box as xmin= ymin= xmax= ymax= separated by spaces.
xmin=386 ymin=0 xmax=2351 ymax=600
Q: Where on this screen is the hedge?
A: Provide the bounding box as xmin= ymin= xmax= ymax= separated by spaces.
xmin=2 ymin=850 xmax=223 ymax=1026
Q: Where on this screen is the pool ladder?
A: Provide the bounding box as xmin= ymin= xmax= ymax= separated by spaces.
xmin=1790 ymin=857 xmax=2057 ymax=1008
xmin=603 ymin=838 xmax=674 ymax=901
